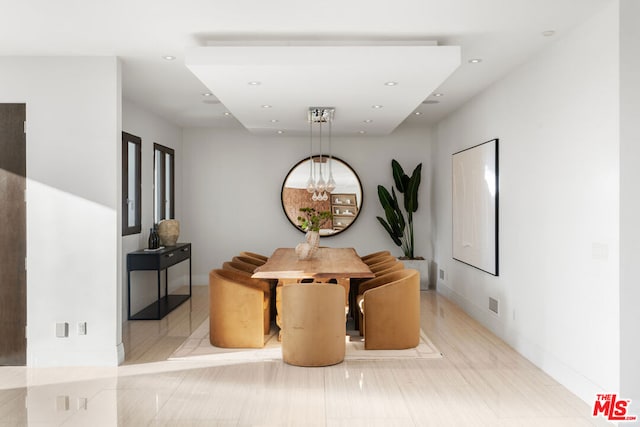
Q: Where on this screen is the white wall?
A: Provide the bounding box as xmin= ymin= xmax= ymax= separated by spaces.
xmin=433 ymin=3 xmax=620 ymax=404
xmin=619 ymin=0 xmax=640 ymax=415
xmin=0 ymin=57 xmax=122 ymax=366
xmin=121 ymin=100 xmax=184 ymax=321
xmin=182 ymin=122 xmax=433 ymax=285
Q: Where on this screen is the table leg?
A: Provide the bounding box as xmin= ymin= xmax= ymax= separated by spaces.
xmin=157 ymin=270 xmax=162 ymax=319
xmin=127 ymin=271 xmax=132 ymax=320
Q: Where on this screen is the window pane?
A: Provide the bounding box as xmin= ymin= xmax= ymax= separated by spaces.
xmin=154 ymin=149 xmax=163 ymax=223
xmin=165 ymin=153 xmax=172 ymax=219
xmin=127 ymin=142 xmax=137 ymax=227
xmin=122 ymin=132 xmax=141 ymax=236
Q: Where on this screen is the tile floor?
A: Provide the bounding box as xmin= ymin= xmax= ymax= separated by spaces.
xmin=0 ymin=287 xmax=612 ymax=426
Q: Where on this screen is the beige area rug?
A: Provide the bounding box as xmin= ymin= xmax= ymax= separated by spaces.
xmin=169 ymin=319 xmax=442 ymax=362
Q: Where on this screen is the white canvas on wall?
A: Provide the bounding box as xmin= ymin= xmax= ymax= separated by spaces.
xmin=452 ymin=138 xmax=499 ymax=275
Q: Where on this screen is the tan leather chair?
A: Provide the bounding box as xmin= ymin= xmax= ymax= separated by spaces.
xmin=233 ymin=255 xmax=264 ymax=267
xmin=222 ymin=260 xmax=256 ymax=275
xmin=223 ymin=261 xmax=277 ymax=323
xmin=369 ymin=258 xmax=400 ymax=274
xmin=371 ymin=261 xmax=404 ymax=278
xmin=357 ymin=269 xmax=420 ymax=350
xmin=362 ymin=253 xmax=395 ymax=267
xmin=281 ymin=284 xmax=346 ymax=366
xmin=239 ymin=251 xmax=269 ymax=263
xmin=360 ymin=250 xmax=391 ymax=262
xmin=209 ymin=269 xmax=271 ymax=348
xmin=348 ymin=257 xmax=397 ymax=329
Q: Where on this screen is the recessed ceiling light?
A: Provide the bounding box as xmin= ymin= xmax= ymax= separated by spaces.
xmin=223 ymin=112 xmax=231 ymax=116
xmin=162 ymin=55 xmax=176 ymax=61
xmin=358 ymin=130 xmax=366 ymax=134
xmin=372 ymin=105 xmax=384 ymax=109
xmin=262 ymin=105 xmax=272 ymax=109
xmin=202 ymin=92 xmax=213 ymax=97
xmin=384 ymin=81 xmax=398 ymax=86
xmin=433 ymin=93 xmax=444 ymax=97
xmin=248 ymin=81 xmax=261 ymax=86
xmin=363 ymin=119 xmax=373 ymax=123
xmin=277 ymin=130 xmax=284 ymax=134
xmin=414 ymin=111 xmax=422 ymax=115
xmin=270 ymin=119 xmax=279 ymax=123
xmin=468 ymin=58 xmax=482 ymax=64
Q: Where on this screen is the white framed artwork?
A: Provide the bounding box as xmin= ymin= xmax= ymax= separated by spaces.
xmin=452 ymin=138 xmax=499 ymax=276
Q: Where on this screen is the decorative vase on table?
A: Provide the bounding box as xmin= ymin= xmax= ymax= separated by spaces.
xmin=295 ymin=230 xmax=320 ymax=260
xmin=306 ymin=230 xmax=320 ymax=252
xmin=157 ymin=219 xmax=180 ymax=246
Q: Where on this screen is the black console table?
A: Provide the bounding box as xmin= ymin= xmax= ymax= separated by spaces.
xmin=127 ymin=243 xmax=192 ymax=320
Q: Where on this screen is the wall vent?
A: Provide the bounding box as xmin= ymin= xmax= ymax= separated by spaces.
xmin=489 ymin=297 xmax=499 ymax=315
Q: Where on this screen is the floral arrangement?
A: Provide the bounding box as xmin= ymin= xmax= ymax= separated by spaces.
xmin=297 ymin=207 xmax=332 ymax=232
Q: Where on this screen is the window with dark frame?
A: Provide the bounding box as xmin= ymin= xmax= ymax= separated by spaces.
xmin=154 ymin=143 xmax=175 ymax=224
xmin=122 ymin=132 xmax=142 ymax=236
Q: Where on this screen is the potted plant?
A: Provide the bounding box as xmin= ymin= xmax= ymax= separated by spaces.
xmin=377 ymin=160 xmax=430 ymax=288
xmin=295 ymin=207 xmax=332 ymax=259
xmin=297 ymin=207 xmax=332 ymax=233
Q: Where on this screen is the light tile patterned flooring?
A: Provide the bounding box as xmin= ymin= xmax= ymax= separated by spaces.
xmin=0 ymin=286 xmax=612 ymax=426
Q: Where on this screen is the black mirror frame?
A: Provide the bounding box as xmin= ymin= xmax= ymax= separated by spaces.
xmin=281 ymin=155 xmax=364 ymax=237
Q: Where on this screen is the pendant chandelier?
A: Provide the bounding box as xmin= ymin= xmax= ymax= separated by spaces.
xmin=306 ymin=107 xmax=336 ymax=201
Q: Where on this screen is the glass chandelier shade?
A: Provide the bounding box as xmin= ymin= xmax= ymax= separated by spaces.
xmin=307 ymin=107 xmax=335 ymax=201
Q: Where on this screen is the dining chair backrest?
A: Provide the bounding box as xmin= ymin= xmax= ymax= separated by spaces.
xmin=360 ymin=250 xmax=391 ymax=262
xmin=281 ymin=283 xmax=346 ymax=366
xmin=240 ymin=251 xmax=269 ymax=263
xmin=209 ymin=269 xmax=271 ymax=348
xmin=234 ymin=255 xmax=265 ymax=266
xmin=360 ymin=268 xmax=420 ymax=350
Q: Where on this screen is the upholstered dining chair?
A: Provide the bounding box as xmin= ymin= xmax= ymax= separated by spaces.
xmin=371 ymin=261 xmax=404 ymax=278
xmin=209 ymin=269 xmax=271 ymax=348
xmin=348 ymin=257 xmax=398 ymax=329
xmin=234 ymin=255 xmax=265 ymax=267
xmin=223 ymin=260 xmax=256 ymax=275
xmin=223 ymin=260 xmax=277 ymax=323
xmin=281 ymin=283 xmax=346 ymax=366
xmin=368 ymin=258 xmax=400 ymax=274
xmin=360 ymin=250 xmax=391 ymax=263
xmin=357 ymin=269 xmax=420 ymax=350
xmin=362 ymin=253 xmax=395 ymax=267
xmin=239 ymin=251 xmax=269 ymax=263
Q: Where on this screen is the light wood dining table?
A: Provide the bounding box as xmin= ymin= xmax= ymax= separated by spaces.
xmin=252 ymin=247 xmax=374 ymax=335
xmin=252 ymin=247 xmax=374 ymax=283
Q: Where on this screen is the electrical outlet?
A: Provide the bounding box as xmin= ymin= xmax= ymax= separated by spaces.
xmin=439 ymin=269 xmax=445 ymax=280
xmin=78 ymin=322 xmax=87 ymax=335
xmin=56 ymin=322 xmax=69 ymax=338
xmin=77 ymin=397 xmax=88 ymax=410
xmin=56 ymin=396 xmax=69 ymax=411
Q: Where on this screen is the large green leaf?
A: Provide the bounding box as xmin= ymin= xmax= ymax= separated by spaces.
xmin=391 ymin=159 xmax=407 ymax=193
xmin=376 ymin=217 xmax=402 ymax=247
xmin=384 ymin=204 xmax=403 ymax=236
xmin=377 ymin=185 xmax=396 ymax=211
xmin=405 ymin=163 xmax=422 ymax=213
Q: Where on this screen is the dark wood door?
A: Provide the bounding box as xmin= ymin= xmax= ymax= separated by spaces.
xmin=0 ymin=104 xmax=27 ymax=365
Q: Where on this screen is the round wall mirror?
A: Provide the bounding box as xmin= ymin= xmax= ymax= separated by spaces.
xmin=281 ymin=155 xmax=363 ymax=236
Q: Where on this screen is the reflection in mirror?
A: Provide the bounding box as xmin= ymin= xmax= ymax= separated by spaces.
xmin=282 ymin=156 xmax=363 ymax=236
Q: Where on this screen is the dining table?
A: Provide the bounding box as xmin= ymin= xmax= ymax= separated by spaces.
xmin=252 ymin=247 xmax=374 ymax=334
xmin=252 ymin=247 xmax=374 ymax=283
